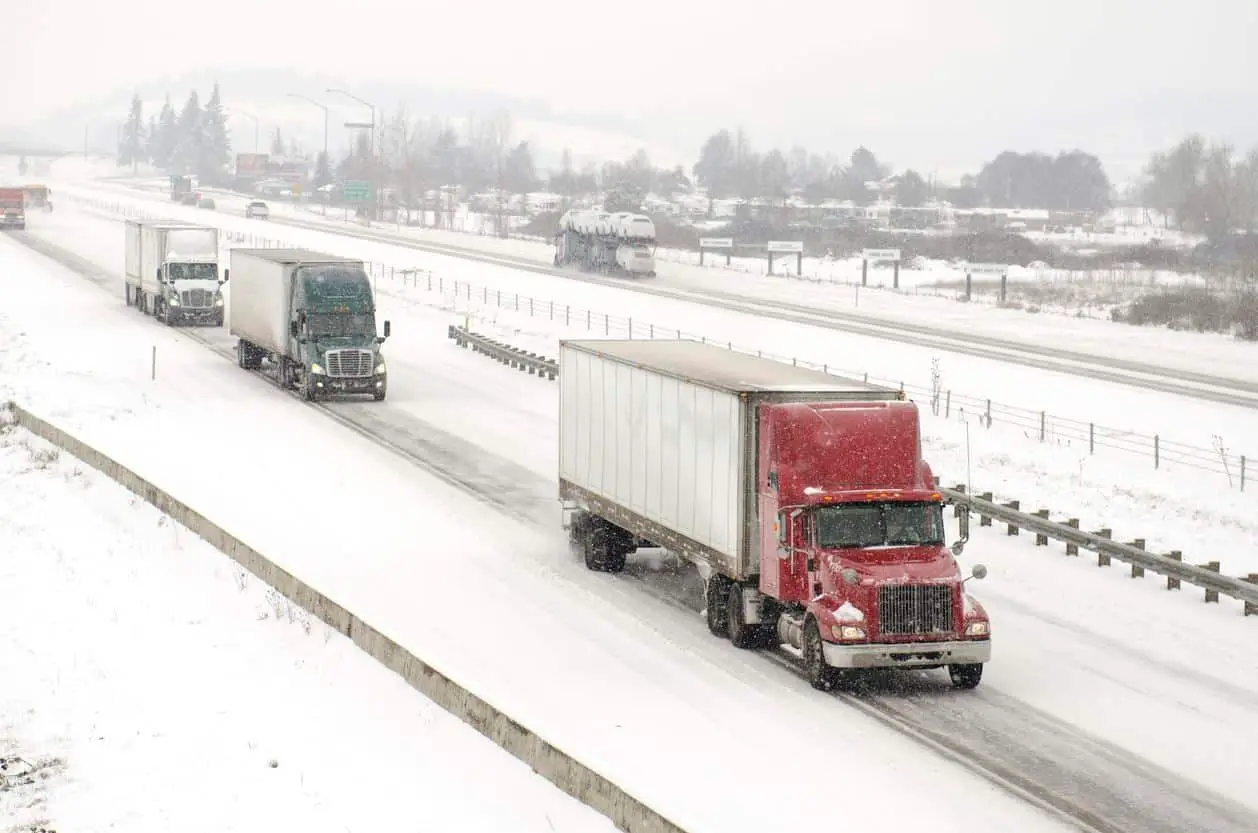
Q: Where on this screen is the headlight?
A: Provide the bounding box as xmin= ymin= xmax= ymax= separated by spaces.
xmin=214 ymin=295 xmax=224 ymax=306
xmin=965 ymin=621 xmax=990 ymax=637
xmin=831 ymin=624 xmax=866 ymax=641
xmin=168 ymin=295 xmax=180 ymax=306
xmin=310 ymin=363 xmax=325 ymax=375
xmin=374 ymin=361 xmax=387 ymax=375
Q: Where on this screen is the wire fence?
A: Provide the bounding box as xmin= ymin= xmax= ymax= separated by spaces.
xmin=69 ymin=193 xmax=1254 ymax=492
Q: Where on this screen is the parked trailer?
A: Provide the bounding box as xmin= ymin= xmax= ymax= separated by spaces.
xmin=123 ymin=220 xmax=224 ymax=325
xmin=558 ymin=339 xmax=991 ymax=690
xmin=229 ymin=248 xmax=391 ymax=401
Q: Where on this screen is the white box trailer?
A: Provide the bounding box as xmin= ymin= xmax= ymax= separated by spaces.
xmin=124 ymin=219 xmax=223 ymax=325
xmin=558 ymin=339 xmax=903 ymax=578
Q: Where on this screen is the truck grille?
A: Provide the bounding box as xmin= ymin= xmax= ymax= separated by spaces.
xmin=878 ymin=584 xmax=953 ymax=636
xmin=180 ymin=289 xmax=214 ymax=308
xmin=325 ymin=349 xmax=373 ymax=377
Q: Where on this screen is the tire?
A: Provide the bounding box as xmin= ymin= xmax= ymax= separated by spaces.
xmin=803 ymin=619 xmax=838 ymax=692
xmin=705 ymin=574 xmax=731 ymax=637
xmin=124 ymin=285 xmax=132 ymax=306
xmin=948 ymin=663 xmax=983 ymax=690
xmin=213 ymin=312 xmax=224 ymax=327
xmin=582 ymin=525 xmax=625 ymax=573
xmin=372 ymin=389 xmax=387 ymax=401
xmin=726 ymin=583 xmax=759 ymax=650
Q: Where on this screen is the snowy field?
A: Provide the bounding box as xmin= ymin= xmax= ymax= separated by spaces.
xmin=4 ymin=213 xmax=1258 ymax=830
xmin=0 ymin=419 xmax=614 ymax=833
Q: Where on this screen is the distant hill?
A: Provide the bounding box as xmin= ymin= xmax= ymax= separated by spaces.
xmin=4 ymin=67 xmax=692 ymax=171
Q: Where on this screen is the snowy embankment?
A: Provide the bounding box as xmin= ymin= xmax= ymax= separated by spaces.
xmin=0 ymin=414 xmax=612 ymax=833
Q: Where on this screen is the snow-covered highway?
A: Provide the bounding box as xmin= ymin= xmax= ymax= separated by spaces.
xmin=2 ymin=186 xmax=1257 ymax=832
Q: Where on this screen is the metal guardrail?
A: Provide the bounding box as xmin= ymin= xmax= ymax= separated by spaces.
xmin=941 ymin=483 xmax=1258 ymax=614
xmin=447 ymin=325 xmax=558 ymax=379
xmin=444 ymin=324 xmax=1258 ymax=616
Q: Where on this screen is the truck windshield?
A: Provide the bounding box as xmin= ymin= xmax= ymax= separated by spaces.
xmin=167 ymin=262 xmax=217 ymax=280
xmin=307 ymin=312 xmax=375 ymax=338
xmin=814 ymin=502 xmax=945 ymax=549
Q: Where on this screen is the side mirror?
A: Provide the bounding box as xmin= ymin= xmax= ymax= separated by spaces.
xmin=155 ymin=268 xmax=163 ymax=283
xmin=289 ymin=320 xmax=299 ymax=338
xmin=222 ymin=268 xmax=229 ymax=283
xmin=383 ymin=320 xmax=391 ymax=338
xmin=963 ymin=563 xmax=988 ymax=584
xmin=950 ymin=540 xmax=966 ymax=557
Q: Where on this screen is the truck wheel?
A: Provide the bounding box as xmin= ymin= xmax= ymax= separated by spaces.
xmin=726 ymin=584 xmax=759 ymax=650
xmin=802 ymin=619 xmax=838 ymax=692
xmin=583 ymin=526 xmax=625 ymax=573
xmin=705 ymin=574 xmax=731 ymax=636
xmin=948 ymin=663 xmax=983 ymax=690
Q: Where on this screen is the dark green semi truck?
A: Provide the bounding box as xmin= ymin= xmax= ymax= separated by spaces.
xmin=228 ymin=248 xmax=391 ymax=401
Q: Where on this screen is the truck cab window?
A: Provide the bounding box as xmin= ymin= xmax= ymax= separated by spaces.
xmin=814 ymin=502 xmax=945 ymax=550
xmin=167 ymin=263 xmax=218 ymax=280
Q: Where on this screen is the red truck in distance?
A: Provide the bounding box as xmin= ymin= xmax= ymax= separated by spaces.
xmin=559 ymin=339 xmax=991 ymax=691
xmin=0 ymin=187 xmax=26 ymax=230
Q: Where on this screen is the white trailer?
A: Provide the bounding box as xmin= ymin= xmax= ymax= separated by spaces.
xmin=124 ymin=220 xmax=223 ymax=326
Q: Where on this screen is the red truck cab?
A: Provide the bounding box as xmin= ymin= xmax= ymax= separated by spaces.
xmin=0 ymin=187 xmax=26 ymax=230
xmin=753 ymin=400 xmax=990 ymax=690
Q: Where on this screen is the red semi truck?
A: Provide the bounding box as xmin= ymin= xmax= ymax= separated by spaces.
xmin=559 ymin=339 xmax=991 ymax=690
xmin=0 ymin=187 xmax=26 ymax=230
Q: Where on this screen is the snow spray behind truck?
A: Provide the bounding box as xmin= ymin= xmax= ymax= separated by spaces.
xmin=558 ymin=339 xmax=991 ymax=690
xmin=229 ymin=248 xmax=390 ymax=401
xmin=124 ymin=220 xmax=224 ymax=325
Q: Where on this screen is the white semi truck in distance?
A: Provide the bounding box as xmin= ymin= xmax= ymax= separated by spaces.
xmin=554 ymin=209 xmax=657 ymax=277
xmin=124 ymin=220 xmax=224 ymax=326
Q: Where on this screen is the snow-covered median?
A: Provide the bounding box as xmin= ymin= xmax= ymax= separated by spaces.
xmin=0 ymin=413 xmax=610 ymax=833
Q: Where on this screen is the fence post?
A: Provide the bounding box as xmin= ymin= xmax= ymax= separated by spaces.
xmin=1033 ymin=509 xmax=1049 ymax=545
xmin=1095 ymin=528 xmax=1112 ymax=566
xmin=1242 ymin=456 xmax=1247 ymax=492
xmin=985 ymin=399 xmax=991 ymax=428
xmin=1154 ymin=435 xmax=1159 ymax=469
xmin=945 ymin=390 xmax=951 ymax=419
xmin=1128 ymin=539 xmax=1146 ymax=578
xmin=1201 ymin=562 xmax=1220 ymax=603
xmin=1002 ymin=501 xmax=1020 ymax=536
xmin=1064 ymin=519 xmax=1079 ymax=555
xmin=1039 ymin=411 xmax=1046 ymax=442
xmin=1245 ymin=575 xmax=1258 ymax=616
xmin=1167 ymin=551 xmax=1182 ymax=590
xmin=979 ymin=493 xmax=993 ymax=527
xmin=1089 ymin=423 xmax=1095 ymax=454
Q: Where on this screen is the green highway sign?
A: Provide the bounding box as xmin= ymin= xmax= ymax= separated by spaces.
xmin=342 ymin=181 xmax=371 ymax=201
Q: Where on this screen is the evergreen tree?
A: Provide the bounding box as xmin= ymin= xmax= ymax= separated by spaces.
xmin=145 ymin=115 xmax=159 ymax=165
xmin=118 ymin=94 xmax=146 ymax=173
xmin=174 ymin=91 xmax=202 ymax=173
xmin=154 ymin=95 xmax=178 ymax=169
xmin=200 ymin=83 xmax=232 ymax=181
xmin=271 ymin=127 xmax=285 ymax=157
xmin=314 ymin=151 xmax=331 ymax=187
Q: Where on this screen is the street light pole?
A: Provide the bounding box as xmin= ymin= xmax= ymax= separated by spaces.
xmin=286 ymin=93 xmax=331 ymax=214
xmin=230 ymin=110 xmax=260 ymax=152
xmin=326 ymin=87 xmax=379 ymax=220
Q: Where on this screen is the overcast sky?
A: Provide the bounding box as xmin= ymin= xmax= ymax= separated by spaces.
xmin=4 ymin=0 xmax=1256 ymax=178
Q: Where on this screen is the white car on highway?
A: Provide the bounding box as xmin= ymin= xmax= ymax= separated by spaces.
xmin=245 ymin=200 xmax=270 ymax=220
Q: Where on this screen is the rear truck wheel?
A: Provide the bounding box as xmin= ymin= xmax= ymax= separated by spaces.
xmin=726 ymin=583 xmax=759 ymax=650
xmin=301 ymin=375 xmax=319 ymax=401
xmin=582 ymin=525 xmax=626 ymax=573
xmin=803 ymin=618 xmax=838 ymax=692
xmin=705 ymin=573 xmax=731 ymax=637
xmin=948 ymin=663 xmax=983 ymax=690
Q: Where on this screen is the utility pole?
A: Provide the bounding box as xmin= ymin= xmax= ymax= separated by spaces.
xmin=327 ymin=87 xmax=378 ymax=220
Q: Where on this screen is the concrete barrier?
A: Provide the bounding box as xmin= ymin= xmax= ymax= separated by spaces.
xmin=6 ymin=400 xmax=688 ymax=833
